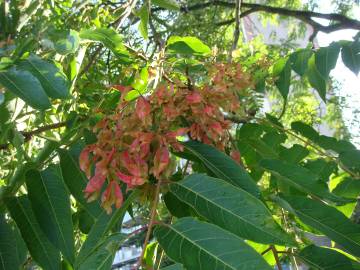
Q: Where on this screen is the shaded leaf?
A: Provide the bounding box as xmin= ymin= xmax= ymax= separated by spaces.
xmin=5 ymin=196 xmax=61 ymax=270
xmin=155 ymin=217 xmax=273 ymax=270
xmin=341 ymin=40 xmax=360 ymax=75
xmin=290 ymin=49 xmax=313 ymax=76
xmin=0 ymin=215 xmax=22 ymax=270
xmin=298 ymin=245 xmax=360 ymax=270
xmin=306 ymin=55 xmax=327 ymax=101
xmin=170 ymin=174 xmax=296 ymax=246
xmin=282 ymin=195 xmax=360 ymax=257
xmin=260 ymin=159 xmax=352 ymax=205
xmin=183 ymin=140 xmax=260 ymax=198
xmin=0 ymin=67 xmax=51 ymax=109
xmin=333 ymin=177 xmax=360 ymax=199
xmin=163 ymin=192 xmax=192 ymax=218
xmin=339 ymin=149 xmax=360 ymax=174
xmin=152 ymin=0 xmax=180 ymax=11
xmin=58 ymin=148 xmax=103 ymax=219
xmin=304 ymin=158 xmax=337 ymax=183
xmin=18 ymin=55 xmax=70 ymax=99
xmin=274 ymin=58 xmax=291 ymax=100
xmin=315 ymin=42 xmax=340 ymax=79
xmin=279 ymin=144 xmax=309 ymax=163
xmin=26 ymin=166 xmax=75 ymax=263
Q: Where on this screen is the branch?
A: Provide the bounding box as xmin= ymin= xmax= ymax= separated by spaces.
xmin=153 ymin=1 xmax=360 ymax=34
xmin=228 ymin=0 xmax=242 ymax=62
xmin=136 ymin=178 xmax=162 ymax=269
xmin=0 ymin=121 xmax=68 ymax=150
xmin=271 ymin=245 xmax=283 ymax=270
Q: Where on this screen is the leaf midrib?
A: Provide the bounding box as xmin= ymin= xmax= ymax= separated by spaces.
xmin=174 ymin=180 xmax=287 ymax=245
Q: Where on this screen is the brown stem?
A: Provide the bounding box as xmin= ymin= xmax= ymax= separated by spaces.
xmin=261 ymin=246 xmax=272 ymax=255
xmin=271 ymin=245 xmax=283 ymax=270
xmin=0 ymin=121 xmax=69 ymax=150
xmin=153 ymin=1 xmax=360 ymax=35
xmin=136 ymin=179 xmax=162 ymax=269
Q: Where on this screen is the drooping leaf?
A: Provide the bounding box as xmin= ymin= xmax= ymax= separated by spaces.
xmin=282 ymin=195 xmax=360 ymax=257
xmin=161 ymin=264 xmax=184 ymax=270
xmin=167 ymin=36 xmax=211 ymax=55
xmin=79 ymin=28 xmax=129 ymax=58
xmin=304 ymin=158 xmax=337 ymax=183
xmin=78 ymin=233 xmax=126 ymax=270
xmin=183 ymin=140 xmax=260 ymax=198
xmin=298 ymin=245 xmax=360 ymax=270
xmin=75 ymin=190 xmax=139 ymax=267
xmin=25 ymin=166 xmax=75 ymax=263
xmin=306 ymin=55 xmax=327 ymax=101
xmin=290 ymin=49 xmax=313 ymax=76
xmin=315 ymin=42 xmax=340 ymax=79
xmin=279 ymin=144 xmax=309 ymax=163
xmin=274 ymin=58 xmax=291 ymax=100
xmin=58 ymin=148 xmax=103 ymax=219
xmin=333 ymin=177 xmax=360 ymax=199
xmin=0 ymin=215 xmax=22 ymax=270
xmin=152 ymin=0 xmax=180 ymax=11
xmin=341 ymin=40 xmax=360 ymax=75
xmin=163 ymin=191 xmax=192 ymax=218
xmin=54 ymin=29 xmax=80 ymax=55
xmin=137 ymin=4 xmax=149 ymax=40
xmin=5 ymin=196 xmax=61 ymax=270
xmin=155 ymin=217 xmax=273 ymax=270
xmin=339 ymin=149 xmax=360 ymax=174
xmin=0 ymin=67 xmax=51 ymax=109
xmin=18 ymin=55 xmax=70 ymax=99
xmin=260 ymin=159 xmax=353 ymax=205
xmin=170 ymin=174 xmax=296 ymax=246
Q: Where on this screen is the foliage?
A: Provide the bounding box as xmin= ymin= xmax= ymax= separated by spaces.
xmin=1 ymin=1 xmax=360 ymax=270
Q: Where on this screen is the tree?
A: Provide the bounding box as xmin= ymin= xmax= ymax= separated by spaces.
xmin=1 ymin=0 xmax=360 ymax=269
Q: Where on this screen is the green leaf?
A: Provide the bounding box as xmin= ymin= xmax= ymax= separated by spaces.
xmin=291 ymin=121 xmax=319 ymax=141
xmin=161 ymin=264 xmax=184 ymax=270
xmin=339 ymin=149 xmax=360 ymax=174
xmin=274 ymin=58 xmax=291 ymax=100
xmin=260 ymin=159 xmax=352 ymax=205
xmin=298 ymin=245 xmax=360 ymax=270
xmin=170 ymin=174 xmax=296 ymax=246
xmin=279 ymin=144 xmax=309 ymax=163
xmin=155 ymin=217 xmax=273 ymax=270
xmin=54 ymin=29 xmax=80 ymax=55
xmin=25 ymin=166 xmax=75 ymax=263
xmin=306 ymin=54 xmax=327 ymax=101
xmin=137 ymin=4 xmax=149 ymax=40
xmin=144 ymin=242 xmax=158 ymax=268
xmin=0 ymin=215 xmax=22 ymax=270
xmin=315 ymin=42 xmax=340 ymax=79
xmin=79 ymin=28 xmax=129 ymax=58
xmin=290 ymin=49 xmax=313 ymax=76
xmin=78 ymin=233 xmax=126 ymax=270
xmin=0 ymin=67 xmax=51 ymax=110
xmin=282 ymin=195 xmax=360 ymax=257
xmin=304 ymin=158 xmax=337 ymax=183
xmin=152 ymin=0 xmax=180 ymax=10
xmin=58 ymin=148 xmax=103 ymax=219
xmin=18 ymin=55 xmax=70 ymax=99
xmin=163 ymin=191 xmax=192 ymax=218
xmin=75 ymin=190 xmax=139 ymax=267
xmin=183 ymin=140 xmax=260 ymax=198
xmin=333 ymin=177 xmax=360 ymax=199
xmin=167 ymin=36 xmax=211 ymax=55
xmin=5 ymin=196 xmax=61 ymax=270
xmin=341 ymin=40 xmax=360 ymax=75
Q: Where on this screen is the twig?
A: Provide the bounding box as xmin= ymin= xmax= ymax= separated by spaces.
xmin=271 ymin=245 xmax=283 ymax=270
xmin=0 ymin=121 xmax=69 ymax=150
xmin=261 ymin=246 xmax=272 ymax=255
xmin=136 ymin=178 xmax=162 ymax=269
xmin=228 ymin=0 xmax=242 ymax=62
